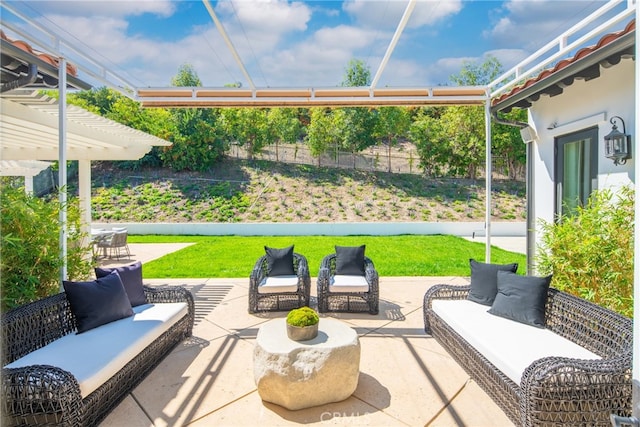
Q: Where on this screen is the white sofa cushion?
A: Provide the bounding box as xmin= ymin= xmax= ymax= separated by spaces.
xmin=5 ymin=302 xmax=188 ymax=398
xmin=329 ymin=275 xmax=369 ymax=293
xmin=432 ymin=299 xmax=600 ymax=384
xmin=258 ymin=276 xmax=299 ymax=294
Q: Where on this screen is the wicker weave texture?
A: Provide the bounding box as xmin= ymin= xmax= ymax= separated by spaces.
xmin=423 ymin=284 xmax=633 ymax=427
xmin=2 ymin=285 xmax=195 ymax=427
xmin=248 ymin=253 xmax=311 ymax=313
xmin=317 ymin=254 xmax=379 ymax=314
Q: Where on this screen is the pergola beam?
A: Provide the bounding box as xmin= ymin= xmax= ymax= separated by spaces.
xmin=136 ymin=86 xmax=488 ymax=108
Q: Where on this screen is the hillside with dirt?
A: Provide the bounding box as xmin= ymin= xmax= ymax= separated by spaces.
xmin=88 ymin=158 xmax=525 ymax=223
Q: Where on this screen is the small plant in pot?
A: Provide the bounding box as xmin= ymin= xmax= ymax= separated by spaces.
xmin=286 ymin=307 xmax=319 ymax=341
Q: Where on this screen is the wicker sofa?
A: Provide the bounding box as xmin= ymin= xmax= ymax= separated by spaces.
xmin=2 ymin=285 xmax=195 ymax=427
xmin=423 ymin=284 xmax=633 ymax=426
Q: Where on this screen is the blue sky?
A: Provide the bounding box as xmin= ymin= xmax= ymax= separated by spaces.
xmin=3 ymin=0 xmax=626 ymax=89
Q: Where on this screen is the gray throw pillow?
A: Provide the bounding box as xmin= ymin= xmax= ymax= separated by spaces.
xmin=335 ymin=245 xmax=366 ymax=275
xmin=63 ymin=271 xmax=134 ymax=334
xmin=265 ymin=245 xmax=295 ymax=276
xmin=488 ymin=271 xmax=553 ymax=328
xmin=95 ymin=261 xmax=147 ymax=307
xmin=467 ymin=259 xmax=518 ymax=306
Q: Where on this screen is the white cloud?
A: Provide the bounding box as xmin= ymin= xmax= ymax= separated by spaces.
xmin=343 ymin=0 xmax=462 ymax=29
xmin=258 ymin=24 xmax=382 ymax=86
xmin=485 ymin=48 xmax=529 ymax=72
xmin=372 ymin=57 xmax=426 ymax=87
xmin=485 ymin=0 xmax=606 ymax=51
xmin=24 ymin=0 xmax=176 ymax=18
xmin=216 ymin=0 xmax=311 ymax=34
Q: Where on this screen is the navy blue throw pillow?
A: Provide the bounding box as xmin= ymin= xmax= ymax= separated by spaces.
xmin=95 ymin=261 xmax=147 ymax=307
xmin=63 ymin=271 xmax=134 ymax=334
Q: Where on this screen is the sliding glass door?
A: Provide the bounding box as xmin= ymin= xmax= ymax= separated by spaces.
xmin=555 ymin=127 xmax=598 ymax=216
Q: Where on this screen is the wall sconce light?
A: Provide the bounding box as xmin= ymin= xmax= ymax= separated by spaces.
xmin=604 ymin=116 xmax=631 ymax=165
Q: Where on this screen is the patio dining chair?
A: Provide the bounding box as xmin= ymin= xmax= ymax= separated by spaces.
xmin=249 ymin=245 xmax=311 ymax=313
xmin=317 ymin=245 xmax=379 ymax=314
xmin=97 ymin=229 xmax=131 ymax=260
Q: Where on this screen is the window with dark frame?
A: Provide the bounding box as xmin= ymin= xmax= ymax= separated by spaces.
xmin=554 ymin=126 xmax=598 ymax=217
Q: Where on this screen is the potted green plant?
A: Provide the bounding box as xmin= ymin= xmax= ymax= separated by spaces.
xmin=286 ymin=307 xmax=319 ymax=341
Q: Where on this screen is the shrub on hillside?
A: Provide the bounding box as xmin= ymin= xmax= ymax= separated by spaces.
xmin=535 ymin=186 xmax=634 ymax=317
xmin=1 ymin=183 xmax=93 ymax=312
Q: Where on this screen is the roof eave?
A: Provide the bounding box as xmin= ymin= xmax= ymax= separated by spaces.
xmin=491 ymin=30 xmax=635 ymax=114
xmin=1 ymin=38 xmax=92 ymax=91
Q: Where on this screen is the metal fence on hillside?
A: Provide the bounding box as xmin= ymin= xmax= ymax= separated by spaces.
xmin=230 ymin=143 xmax=525 ymax=180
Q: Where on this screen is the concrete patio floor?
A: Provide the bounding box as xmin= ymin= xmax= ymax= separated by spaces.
xmin=99 ymin=275 xmax=515 ymax=427
xmin=94 ymin=239 xmax=524 ymax=426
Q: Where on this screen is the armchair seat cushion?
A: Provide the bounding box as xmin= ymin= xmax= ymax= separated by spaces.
xmin=329 ymin=275 xmax=369 ymax=293
xmin=258 ymin=275 xmax=299 ymax=294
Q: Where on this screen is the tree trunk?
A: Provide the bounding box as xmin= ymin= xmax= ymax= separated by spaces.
xmin=387 ymin=137 xmax=392 ymax=173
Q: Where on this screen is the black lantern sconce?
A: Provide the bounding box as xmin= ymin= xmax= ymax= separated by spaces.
xmin=604 ymin=116 xmax=631 ymax=165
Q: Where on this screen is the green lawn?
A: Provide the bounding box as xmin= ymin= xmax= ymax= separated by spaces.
xmin=129 ymin=235 xmax=527 ymax=278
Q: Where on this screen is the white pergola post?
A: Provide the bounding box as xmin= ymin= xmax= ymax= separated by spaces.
xmin=24 ymin=176 xmax=34 ymax=194
xmin=78 ymin=159 xmax=92 ymax=243
xmin=58 ymin=58 xmax=68 ymax=287
xmin=633 ymin=0 xmax=639 ymax=417
xmin=485 ymin=96 xmax=492 ymax=262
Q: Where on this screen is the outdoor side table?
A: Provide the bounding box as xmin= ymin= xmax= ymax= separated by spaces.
xmin=253 ymin=317 xmax=361 ymax=410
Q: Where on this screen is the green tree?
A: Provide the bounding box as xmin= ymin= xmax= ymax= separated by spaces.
xmin=449 ymin=55 xmax=502 ymax=86
xmin=305 ymin=108 xmax=340 ymax=166
xmin=68 ymin=88 xmax=176 ymax=170
xmin=267 ymin=108 xmax=303 ymax=161
xmin=221 ymin=108 xmax=273 ymax=160
xmin=409 ymin=107 xmax=450 ymax=176
xmin=410 ymin=56 xmax=525 ymax=179
xmin=492 ymin=109 xmax=528 ymax=179
xmin=342 ymin=58 xmax=371 ymax=87
xmin=535 ymin=187 xmax=634 ymax=317
xmin=338 ymin=59 xmax=378 ymax=164
xmin=374 ymin=107 xmax=410 ymax=172
xmin=68 ymin=86 xmax=118 ymax=115
xmin=166 ymin=64 xmax=226 ymax=171
xmin=1 ymin=183 xmax=92 ymax=312
xmin=171 ymin=63 xmax=202 ymax=87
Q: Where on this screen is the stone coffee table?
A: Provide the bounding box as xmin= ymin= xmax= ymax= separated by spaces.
xmin=253 ymin=317 xmax=361 ymax=410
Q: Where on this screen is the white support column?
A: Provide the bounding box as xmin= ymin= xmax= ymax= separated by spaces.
xmin=58 ymin=58 xmax=68 ymax=287
xmin=24 ymin=176 xmax=34 ymax=194
xmin=633 ymin=0 xmax=639 ymax=417
xmin=485 ymin=97 xmax=492 ymax=262
xmin=78 ymin=159 xmax=92 ymax=242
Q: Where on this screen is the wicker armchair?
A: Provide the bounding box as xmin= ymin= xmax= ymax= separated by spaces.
xmin=423 ymin=284 xmax=633 ymax=426
xmin=317 ymin=254 xmax=379 ymax=314
xmin=248 ymin=253 xmax=311 ymax=313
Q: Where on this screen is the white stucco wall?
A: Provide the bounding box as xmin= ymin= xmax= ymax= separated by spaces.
xmin=91 ymin=221 xmax=526 ymax=237
xmin=528 ymin=57 xmax=636 ymax=230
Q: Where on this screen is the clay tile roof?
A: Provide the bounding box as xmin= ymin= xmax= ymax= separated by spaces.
xmin=492 ymin=19 xmax=635 ymax=108
xmin=1 ymin=29 xmax=78 ymax=78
